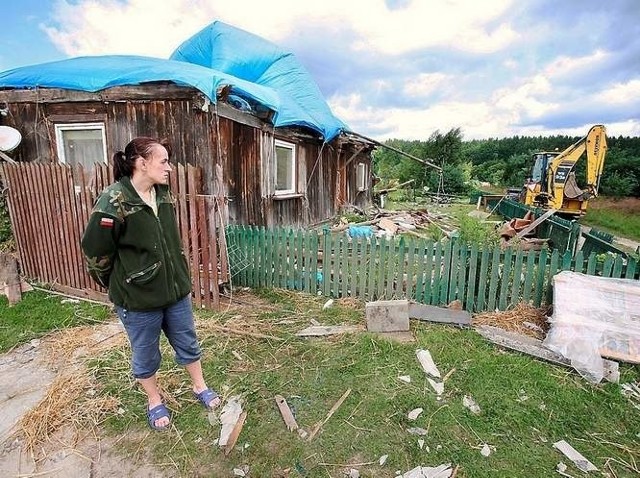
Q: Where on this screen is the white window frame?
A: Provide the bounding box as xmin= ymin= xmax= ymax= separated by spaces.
xmin=356 ymin=162 xmax=367 ymax=192
xmin=54 ymin=122 xmax=108 ymax=165
xmin=274 ymin=139 xmax=297 ymax=196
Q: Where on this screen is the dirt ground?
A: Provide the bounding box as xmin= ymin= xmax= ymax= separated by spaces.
xmin=0 ymin=319 xmax=176 ymax=478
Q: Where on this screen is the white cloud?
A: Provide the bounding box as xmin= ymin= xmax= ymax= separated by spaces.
xmin=403 ymin=73 xmax=450 ymax=97
xmin=492 ymin=74 xmax=555 ymax=121
xmin=43 ymin=0 xmax=518 ymax=58
xmin=600 ymin=79 xmax=640 ymax=104
xmin=42 ymin=0 xmax=218 ymax=57
xmin=330 ymin=92 xmax=512 ymax=140
xmin=544 ymin=49 xmax=610 ymax=80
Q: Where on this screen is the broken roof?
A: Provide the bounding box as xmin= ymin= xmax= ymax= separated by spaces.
xmin=0 ymin=21 xmax=348 ymax=141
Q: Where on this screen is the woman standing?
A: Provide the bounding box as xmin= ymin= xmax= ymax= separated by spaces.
xmin=81 ymin=137 xmax=220 ymax=430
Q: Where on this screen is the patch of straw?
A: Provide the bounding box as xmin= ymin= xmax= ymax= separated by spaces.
xmin=472 ymin=302 xmax=550 ymax=339
xmin=42 ymin=322 xmax=126 ymax=365
xmin=17 ymin=368 xmax=120 ymax=454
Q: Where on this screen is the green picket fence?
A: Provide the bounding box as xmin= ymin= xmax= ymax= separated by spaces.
xmin=225 ymin=226 xmax=639 ymax=312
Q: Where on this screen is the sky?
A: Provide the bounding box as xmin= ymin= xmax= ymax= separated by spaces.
xmin=1 ymin=0 xmax=639 ymax=141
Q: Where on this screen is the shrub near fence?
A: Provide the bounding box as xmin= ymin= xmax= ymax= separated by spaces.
xmin=226 ymin=225 xmax=639 ymax=312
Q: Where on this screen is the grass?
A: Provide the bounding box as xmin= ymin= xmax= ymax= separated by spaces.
xmin=82 ymin=289 xmax=640 ymax=478
xmin=0 ymin=288 xmax=111 ymax=352
xmin=582 ymin=197 xmax=640 ymax=242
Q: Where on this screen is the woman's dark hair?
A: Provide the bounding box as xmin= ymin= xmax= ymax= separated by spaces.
xmin=112 ymin=137 xmax=173 ymax=180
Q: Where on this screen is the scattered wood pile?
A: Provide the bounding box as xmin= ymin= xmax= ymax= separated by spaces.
xmin=497 ymin=210 xmax=551 ymax=250
xmin=333 ymin=209 xmax=458 ymax=239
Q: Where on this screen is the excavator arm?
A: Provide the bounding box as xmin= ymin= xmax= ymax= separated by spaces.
xmin=547 ymin=124 xmax=607 ymax=203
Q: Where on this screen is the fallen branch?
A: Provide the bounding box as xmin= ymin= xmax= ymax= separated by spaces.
xmin=307 ymin=388 xmax=352 ymax=441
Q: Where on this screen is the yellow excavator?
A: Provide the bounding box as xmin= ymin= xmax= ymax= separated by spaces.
xmin=521 ymin=124 xmax=607 ymax=217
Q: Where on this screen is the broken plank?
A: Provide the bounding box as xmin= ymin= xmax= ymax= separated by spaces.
xmin=223 ymin=411 xmax=247 ymax=456
xmin=296 ymin=325 xmax=362 ymax=337
xmin=409 ymin=302 xmax=471 ymax=325
xmin=515 ymin=209 xmax=557 ymax=239
xmin=475 ymin=325 xmax=619 ymax=383
xmin=274 ymin=395 xmax=299 ymax=431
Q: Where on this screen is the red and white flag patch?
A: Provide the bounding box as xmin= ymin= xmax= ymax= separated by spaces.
xmin=100 ymin=217 xmax=114 ymax=228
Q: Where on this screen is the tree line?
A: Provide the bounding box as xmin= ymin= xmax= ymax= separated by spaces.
xmin=373 ymin=128 xmax=640 ymax=198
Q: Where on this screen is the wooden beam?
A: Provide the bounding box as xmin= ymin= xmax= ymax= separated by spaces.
xmin=307 ymin=388 xmax=351 ymax=441
xmin=347 ymin=131 xmax=442 ymax=172
xmin=344 ymin=145 xmax=366 ymax=168
xmin=0 ymin=151 xmax=17 ymax=164
xmin=475 ymin=325 xmax=620 ymax=382
xmin=515 ymin=209 xmax=557 ymax=239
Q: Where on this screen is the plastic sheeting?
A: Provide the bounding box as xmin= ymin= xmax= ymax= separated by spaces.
xmin=0 ymin=21 xmax=348 ymax=141
xmin=543 ymin=271 xmax=640 ymax=383
xmin=170 ymin=21 xmax=347 ymax=141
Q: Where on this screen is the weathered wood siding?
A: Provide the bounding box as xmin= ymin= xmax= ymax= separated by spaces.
xmin=0 ymin=84 xmax=372 ymax=227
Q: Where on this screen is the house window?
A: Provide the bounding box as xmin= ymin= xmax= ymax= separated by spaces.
xmin=356 ymin=162 xmax=368 ymax=192
xmin=275 ymin=139 xmax=296 ymax=195
xmin=55 ymin=123 xmax=107 ymax=168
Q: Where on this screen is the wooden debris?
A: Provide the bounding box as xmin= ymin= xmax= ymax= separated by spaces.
xmin=0 ymin=253 xmax=21 ymax=305
xmin=378 ymin=217 xmax=399 ymax=234
xmin=515 ymin=209 xmax=557 ymax=239
xmin=307 ymin=388 xmax=351 ymax=441
xmin=224 ymin=411 xmax=247 ymax=456
xmin=553 ymin=440 xmax=598 ymax=472
xmin=409 ymin=303 xmax=471 ymax=326
xmin=219 ymin=396 xmax=243 ymax=446
xmin=274 ymin=395 xmax=299 ymax=432
xmin=475 ymin=325 xmax=620 ymax=383
xmin=296 ymin=325 xmax=361 ymax=337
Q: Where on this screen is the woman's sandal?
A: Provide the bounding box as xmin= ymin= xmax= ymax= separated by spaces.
xmin=193 ymin=388 xmax=220 ymax=411
xmin=147 ymin=403 xmax=171 ymax=431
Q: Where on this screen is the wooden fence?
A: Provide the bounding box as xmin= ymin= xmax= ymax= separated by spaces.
xmin=226 ymin=226 xmax=639 ymax=312
xmin=0 ymin=163 xmax=226 ymax=308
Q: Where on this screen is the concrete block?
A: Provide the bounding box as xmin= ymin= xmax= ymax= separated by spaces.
xmin=365 ymin=299 xmax=409 ymax=332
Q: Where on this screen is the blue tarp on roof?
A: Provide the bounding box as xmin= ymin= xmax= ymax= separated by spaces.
xmin=170 ymin=22 xmax=348 ymax=141
xmin=0 ymin=21 xmax=348 ymax=141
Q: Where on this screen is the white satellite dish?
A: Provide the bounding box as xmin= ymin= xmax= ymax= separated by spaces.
xmin=0 ymin=126 xmax=22 ymax=153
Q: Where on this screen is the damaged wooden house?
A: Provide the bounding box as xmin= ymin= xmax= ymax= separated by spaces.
xmin=0 ymin=20 xmax=374 ymax=228
xmin=0 ymin=21 xmax=376 ymax=306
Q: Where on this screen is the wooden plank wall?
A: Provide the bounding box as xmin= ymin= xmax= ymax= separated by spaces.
xmin=0 ymin=84 xmax=373 ymax=228
xmin=0 ymin=163 xmax=225 ymax=308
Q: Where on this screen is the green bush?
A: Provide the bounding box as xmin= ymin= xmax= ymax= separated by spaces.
xmin=457 ymin=215 xmax=500 ymax=246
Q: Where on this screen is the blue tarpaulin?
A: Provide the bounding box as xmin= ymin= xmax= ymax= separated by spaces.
xmin=0 ymin=21 xmax=348 ymax=141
